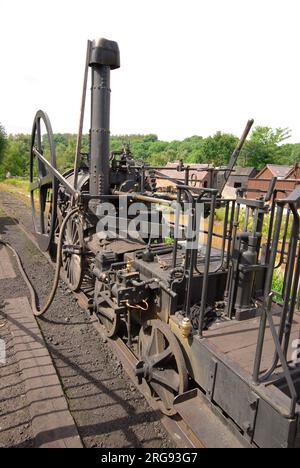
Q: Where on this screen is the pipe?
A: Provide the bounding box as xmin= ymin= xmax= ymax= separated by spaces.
xmin=113 ymin=191 xmax=173 ymax=206
xmin=1 ymin=208 xmax=79 ymax=317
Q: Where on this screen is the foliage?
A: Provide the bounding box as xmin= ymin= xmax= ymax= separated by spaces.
xmin=198 ymin=132 xmax=238 ymax=166
xmin=0 ymin=123 xmax=7 ymax=173
xmin=239 ymin=127 xmax=292 ymax=169
xmin=271 ymin=269 xmax=285 ymax=302
xmin=0 ymin=124 xmax=299 ymax=177
xmin=0 ymin=134 xmax=30 ymax=178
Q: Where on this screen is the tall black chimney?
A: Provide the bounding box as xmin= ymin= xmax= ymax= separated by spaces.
xmin=89 ymin=38 xmax=120 ymax=211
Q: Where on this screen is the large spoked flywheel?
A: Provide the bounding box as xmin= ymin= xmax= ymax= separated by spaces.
xmin=30 ymin=110 xmax=58 ymax=252
xmin=137 ymin=320 xmax=188 ymax=415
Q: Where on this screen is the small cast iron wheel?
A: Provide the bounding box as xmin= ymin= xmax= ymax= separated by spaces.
xmin=138 ymin=319 xmax=188 ymax=415
xmin=99 ymin=306 xmax=120 ymax=338
xmin=30 ymin=110 xmax=58 ymax=252
xmin=95 ymin=282 xmax=120 ymax=338
xmin=61 ymin=215 xmax=84 ymax=291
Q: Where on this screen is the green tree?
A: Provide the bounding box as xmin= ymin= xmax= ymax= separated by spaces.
xmin=0 ymin=123 xmax=7 ymax=174
xmin=240 ymin=126 xmax=292 ymax=169
xmin=1 ymin=134 xmax=30 ymax=176
xmin=200 ymin=132 xmax=238 ymax=166
xmin=277 ymin=143 xmax=300 ymax=165
xmin=1 ymin=127 xmax=299 ymax=177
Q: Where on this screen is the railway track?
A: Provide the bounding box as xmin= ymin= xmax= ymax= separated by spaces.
xmin=0 ymin=198 xmax=204 ymax=449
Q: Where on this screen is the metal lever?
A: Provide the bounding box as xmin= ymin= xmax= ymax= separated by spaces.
xmin=220 ymin=118 xmax=254 ymax=194
xmin=74 ymin=40 xmax=92 ymax=190
xmin=265 ymin=177 xmax=277 ymax=202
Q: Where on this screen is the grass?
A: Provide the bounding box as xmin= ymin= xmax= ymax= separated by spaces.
xmin=272 ymin=269 xmax=284 ymax=292
xmin=164 ymin=236 xmax=174 ymax=245
xmin=215 ymin=207 xmax=227 ymax=222
xmin=214 ymin=205 xmax=293 ymax=241
xmin=0 ymin=177 xmax=29 ymax=190
xmin=0 ymin=177 xmax=30 ymax=206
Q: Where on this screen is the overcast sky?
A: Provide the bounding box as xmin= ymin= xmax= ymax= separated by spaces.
xmin=1 ymin=0 xmax=300 ymax=141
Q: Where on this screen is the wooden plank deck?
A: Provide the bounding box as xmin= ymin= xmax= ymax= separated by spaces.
xmin=203 ymin=311 xmax=300 ymax=374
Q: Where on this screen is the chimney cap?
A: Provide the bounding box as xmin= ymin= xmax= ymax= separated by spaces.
xmin=89 ymin=38 xmax=120 ymax=69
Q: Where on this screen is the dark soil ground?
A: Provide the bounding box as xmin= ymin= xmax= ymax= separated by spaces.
xmin=0 ymin=190 xmax=173 ymax=448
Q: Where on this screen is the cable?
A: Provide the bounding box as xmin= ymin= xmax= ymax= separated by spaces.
xmin=0 ymin=207 xmax=79 ymax=317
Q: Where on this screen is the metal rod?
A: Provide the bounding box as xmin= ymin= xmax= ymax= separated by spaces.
xmin=255 ymin=204 xmax=299 ymax=382
xmin=184 ymin=192 xmax=198 ymax=317
xmin=113 ymin=190 xmax=173 ymax=206
xmin=155 ymin=175 xmax=201 ymax=185
xmin=172 ymin=188 xmax=181 ymax=268
xmin=32 ymin=147 xmax=78 ymax=196
xmin=252 ymin=204 xmax=284 ymax=383
xmin=219 ymin=119 xmax=254 ymax=193
xmin=74 ymin=40 xmax=92 ymax=190
xmin=198 ymin=195 xmax=217 ymax=335
xmin=265 ymin=206 xmax=299 ymax=370
xmin=226 ymin=201 xmax=235 ymax=270
xmin=265 ymin=303 xmax=298 ymax=418
xmin=212 ymin=200 xmax=229 ymax=273
xmin=176 ymin=184 xmax=218 ymax=195
xmin=224 ymin=201 xmax=240 ymax=315
xmin=283 ymin=206 xmax=300 ymax=357
xmin=264 ymin=191 xmax=277 ymax=265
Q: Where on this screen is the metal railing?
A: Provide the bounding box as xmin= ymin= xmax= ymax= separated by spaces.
xmin=171 ymin=184 xmax=237 ymax=335
xmin=253 ymin=185 xmax=300 ymax=418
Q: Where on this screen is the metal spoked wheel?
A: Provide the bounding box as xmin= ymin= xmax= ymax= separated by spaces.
xmin=30 ymin=110 xmax=58 ymax=252
xmin=61 ymin=214 xmax=84 ymax=291
xmin=138 ymin=319 xmax=188 ymax=416
xmin=94 ymin=280 xmax=120 ymax=338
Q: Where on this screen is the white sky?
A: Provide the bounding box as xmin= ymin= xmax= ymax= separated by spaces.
xmin=1 ymin=0 xmax=300 ymax=141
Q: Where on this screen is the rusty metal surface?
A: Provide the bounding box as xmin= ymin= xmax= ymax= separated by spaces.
xmin=86 ymin=236 xmax=145 ymax=255
xmin=174 ymin=389 xmax=247 ymax=448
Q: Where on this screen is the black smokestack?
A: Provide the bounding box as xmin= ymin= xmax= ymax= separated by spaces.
xmin=89 ymin=38 xmax=120 ymax=209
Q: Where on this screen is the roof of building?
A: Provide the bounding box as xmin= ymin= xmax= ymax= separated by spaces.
xmin=156 ymin=162 xmax=210 ymax=188
xmin=256 ymin=164 xmax=293 ymax=179
xmin=285 ymin=163 xmax=300 ymax=179
xmin=230 ymin=166 xmax=257 ymax=177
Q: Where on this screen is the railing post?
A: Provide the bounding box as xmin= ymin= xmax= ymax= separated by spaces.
xmin=198 ymin=194 xmax=216 ymax=336
xmin=253 ymin=204 xmax=284 ymax=383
